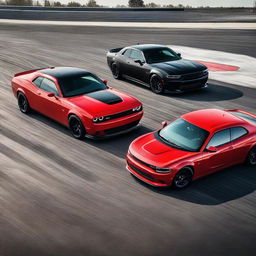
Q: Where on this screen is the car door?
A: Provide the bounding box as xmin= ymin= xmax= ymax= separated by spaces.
xmin=200 ymin=129 xmax=235 ymax=175
xmin=35 ymin=78 xmax=66 ymax=123
xmin=229 ymin=126 xmax=250 ymax=164
xmin=118 ymin=49 xmax=132 ymax=76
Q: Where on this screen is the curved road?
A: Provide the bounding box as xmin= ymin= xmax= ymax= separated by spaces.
xmin=0 ymin=24 xmax=256 ymax=256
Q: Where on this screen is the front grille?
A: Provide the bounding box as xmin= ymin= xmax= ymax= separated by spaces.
xmin=104 ymin=120 xmax=139 ymax=135
xmin=130 ymin=153 xmax=155 ymax=171
xmin=128 ymin=162 xmax=155 ymax=181
xmin=182 ymin=71 xmax=206 ymax=80
xmin=179 ymin=80 xmax=206 ymax=91
xmin=106 ymin=107 xmax=142 ymax=121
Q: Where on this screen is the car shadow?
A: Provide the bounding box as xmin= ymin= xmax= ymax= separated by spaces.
xmin=122 ymin=78 xmax=243 ymax=101
xmin=171 ymin=82 xmax=244 ymax=101
xmin=131 ymin=164 xmax=256 ymax=205
xmin=29 ymin=111 xmax=152 ymax=158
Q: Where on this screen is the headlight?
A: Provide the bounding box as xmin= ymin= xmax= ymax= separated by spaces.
xmin=203 ymin=69 xmax=208 ymax=75
xmin=148 ymin=165 xmax=172 ymax=173
xmin=155 ymin=167 xmax=172 ymax=173
xmin=132 ymin=105 xmax=142 ymax=112
xmin=92 ymin=116 xmax=105 ymax=123
xmin=167 ymin=75 xmax=181 ymax=79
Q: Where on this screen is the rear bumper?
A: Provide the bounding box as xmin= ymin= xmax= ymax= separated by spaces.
xmin=165 ymin=76 xmax=208 ymax=93
xmin=86 ymin=111 xmax=143 ymax=138
xmin=126 ymin=153 xmax=174 ymax=187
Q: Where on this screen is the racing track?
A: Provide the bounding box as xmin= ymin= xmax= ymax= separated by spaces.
xmin=0 ymin=24 xmax=256 ymax=256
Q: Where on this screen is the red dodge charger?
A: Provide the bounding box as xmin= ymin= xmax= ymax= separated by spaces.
xmin=12 ymin=67 xmax=143 ymax=139
xmin=127 ymin=109 xmax=256 ymax=188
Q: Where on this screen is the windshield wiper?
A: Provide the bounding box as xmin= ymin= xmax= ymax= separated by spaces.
xmin=158 ymin=133 xmax=184 ymax=149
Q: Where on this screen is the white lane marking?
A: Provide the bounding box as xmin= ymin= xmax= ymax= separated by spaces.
xmin=170 ymin=45 xmax=256 ymax=89
xmin=0 ymin=19 xmax=256 ymax=30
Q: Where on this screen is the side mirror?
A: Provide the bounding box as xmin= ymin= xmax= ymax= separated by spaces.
xmin=206 ymin=146 xmax=218 ymax=152
xmin=134 ymin=59 xmax=144 ymax=66
xmin=47 ymin=92 xmax=55 ymax=97
xmin=161 ymin=121 xmax=168 ymax=128
xmin=177 ymin=53 xmax=181 ymax=57
xmin=103 ymin=79 xmax=108 ymax=85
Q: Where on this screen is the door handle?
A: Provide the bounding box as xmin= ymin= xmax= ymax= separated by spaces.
xmin=37 ymin=92 xmax=41 ymax=95
xmin=228 ymin=146 xmax=233 ymax=150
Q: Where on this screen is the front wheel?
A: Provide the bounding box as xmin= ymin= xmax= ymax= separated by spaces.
xmin=18 ymin=92 xmax=31 ymax=114
xmin=150 ymin=75 xmax=165 ymax=94
xmin=172 ymin=167 xmax=193 ymax=189
xmin=68 ymin=115 xmax=86 ymax=140
xmin=246 ymin=146 xmax=256 ymax=166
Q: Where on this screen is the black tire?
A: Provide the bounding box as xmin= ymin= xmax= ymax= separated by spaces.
xmin=111 ymin=63 xmax=122 ymax=79
xmin=172 ymin=167 xmax=193 ymax=189
xmin=68 ymin=115 xmax=86 ymax=140
xmin=18 ymin=92 xmax=31 ymax=114
xmin=246 ymin=146 xmax=256 ymax=166
xmin=150 ymin=74 xmax=165 ymax=94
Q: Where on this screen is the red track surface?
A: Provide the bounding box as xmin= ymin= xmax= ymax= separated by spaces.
xmin=194 ymin=60 xmax=240 ymax=71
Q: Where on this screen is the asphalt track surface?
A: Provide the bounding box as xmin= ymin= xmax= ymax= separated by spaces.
xmin=0 ymin=24 xmax=256 ymax=256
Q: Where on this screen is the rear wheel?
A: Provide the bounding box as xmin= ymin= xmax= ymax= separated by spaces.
xmin=111 ymin=63 xmax=122 ymax=79
xmin=173 ymin=167 xmax=193 ymax=189
xmin=68 ymin=115 xmax=86 ymax=140
xmin=18 ymin=92 xmax=30 ymax=114
xmin=150 ymin=75 xmax=165 ymax=94
xmin=246 ymin=146 xmax=256 ymax=166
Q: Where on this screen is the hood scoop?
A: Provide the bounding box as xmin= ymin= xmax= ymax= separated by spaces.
xmin=86 ymin=90 xmax=123 ymax=105
xmin=142 ymin=139 xmax=171 ymax=155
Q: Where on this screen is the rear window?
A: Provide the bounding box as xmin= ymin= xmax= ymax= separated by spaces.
xmin=230 ymin=111 xmax=256 ymax=124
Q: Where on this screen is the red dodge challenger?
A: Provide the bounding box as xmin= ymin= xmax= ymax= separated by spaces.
xmin=127 ymin=109 xmax=256 ymax=188
xmin=12 ymin=67 xmax=143 ymax=139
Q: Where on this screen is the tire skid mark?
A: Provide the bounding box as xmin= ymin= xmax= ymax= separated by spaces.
xmin=0 ymin=124 xmax=97 ymax=182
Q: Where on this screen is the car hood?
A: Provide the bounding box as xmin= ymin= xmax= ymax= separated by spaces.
xmin=151 ymin=59 xmax=206 ymax=75
xmin=130 ymin=132 xmax=197 ymax=167
xmin=65 ymin=89 xmax=141 ymax=116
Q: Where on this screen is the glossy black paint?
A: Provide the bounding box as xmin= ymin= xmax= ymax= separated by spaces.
xmin=107 ymin=44 xmax=208 ymax=93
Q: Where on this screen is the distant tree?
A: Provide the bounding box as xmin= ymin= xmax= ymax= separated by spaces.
xmin=116 ymin=4 xmax=127 ymax=8
xmin=6 ymin=0 xmax=33 ymax=5
xmin=145 ymin=2 xmax=160 ymax=8
xmin=163 ymin=4 xmax=174 ymax=8
xmin=128 ymin=0 xmax=144 ymax=8
xmin=67 ymin=1 xmax=81 ymax=7
xmin=52 ymin=1 xmax=62 ymax=6
xmin=44 ymin=0 xmax=51 ymax=6
xmin=34 ymin=0 xmax=42 ymax=6
xmin=86 ymin=0 xmax=99 ymax=7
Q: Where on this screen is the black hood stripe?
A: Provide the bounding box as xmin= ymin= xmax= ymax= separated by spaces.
xmin=86 ymin=90 xmax=123 ymax=105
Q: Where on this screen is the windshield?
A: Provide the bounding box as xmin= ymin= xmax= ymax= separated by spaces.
xmin=158 ymin=118 xmax=209 ymax=152
xmin=143 ymin=47 xmax=181 ymax=64
xmin=58 ymin=74 xmax=107 ymax=97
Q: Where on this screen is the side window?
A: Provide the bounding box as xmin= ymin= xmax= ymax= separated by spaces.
xmin=207 ymin=129 xmax=231 ymax=148
xmin=122 ymin=49 xmax=132 ymax=57
xmin=40 ymin=78 xmax=59 ymax=96
xmin=33 ymin=76 xmax=44 ymax=88
xmin=231 ymin=127 xmax=248 ymax=141
xmin=130 ymin=50 xmax=144 ymax=62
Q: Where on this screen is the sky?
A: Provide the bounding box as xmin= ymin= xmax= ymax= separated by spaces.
xmin=43 ymin=0 xmax=254 ymax=7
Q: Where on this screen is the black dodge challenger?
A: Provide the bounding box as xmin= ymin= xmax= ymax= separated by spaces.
xmin=107 ymin=44 xmax=208 ymax=94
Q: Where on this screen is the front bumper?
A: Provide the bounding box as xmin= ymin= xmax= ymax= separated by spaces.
xmin=165 ymin=76 xmax=208 ymax=93
xmin=86 ymin=111 xmax=143 ymax=138
xmin=126 ymin=153 xmax=174 ymax=187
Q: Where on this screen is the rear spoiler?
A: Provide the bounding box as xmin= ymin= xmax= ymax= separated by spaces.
xmin=14 ymin=67 xmax=53 ymax=77
xmin=225 ymin=109 xmax=256 ymax=118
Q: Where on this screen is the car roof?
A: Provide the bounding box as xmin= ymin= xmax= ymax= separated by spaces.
xmin=129 ymin=44 xmax=167 ymax=51
xmin=182 ymin=109 xmax=247 ymax=132
xmin=40 ymin=67 xmax=90 ymax=79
